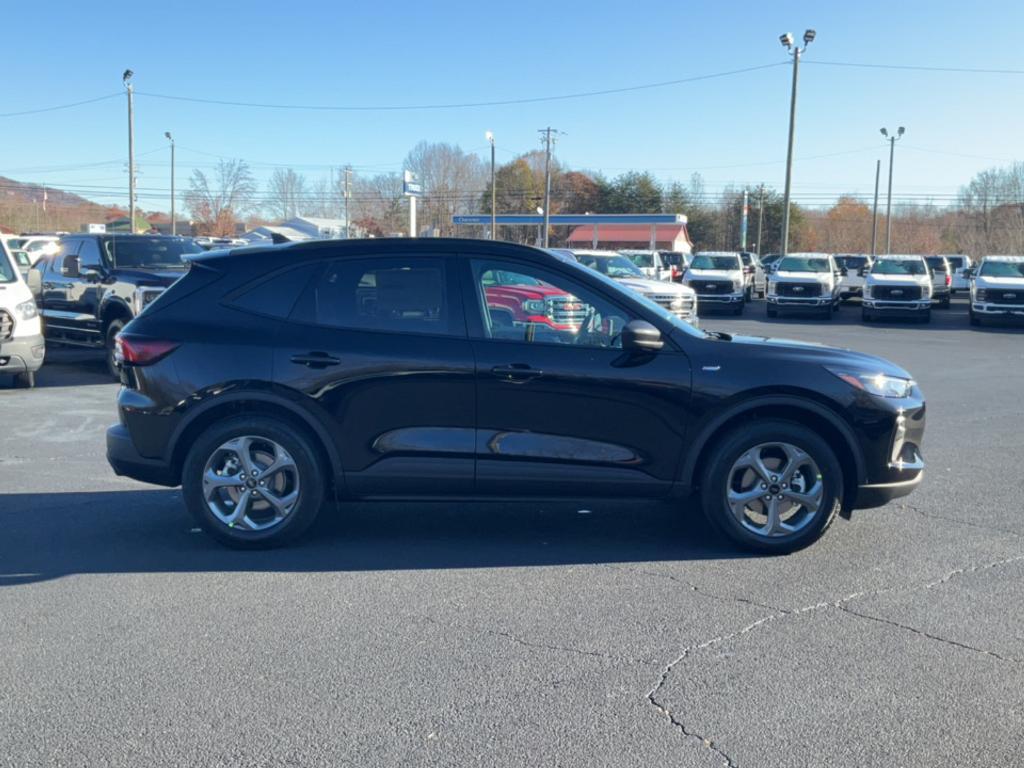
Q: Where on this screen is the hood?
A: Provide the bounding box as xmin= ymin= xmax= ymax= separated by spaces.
xmin=868 ymin=273 xmax=930 ymax=286
xmin=614 ymin=276 xmax=694 ymax=297
xmin=974 ymin=275 xmax=1024 ymax=289
xmin=687 ymin=269 xmax=741 ymax=280
xmin=485 ymin=284 xmax=569 ymax=300
xmin=111 ymin=267 xmax=187 ymax=287
xmin=722 ymin=334 xmax=912 ymax=378
xmin=775 ymin=270 xmax=832 ymax=282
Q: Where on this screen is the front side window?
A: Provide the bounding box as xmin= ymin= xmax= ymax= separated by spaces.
xmin=872 ymin=259 xmax=927 ymax=276
xmin=623 ymin=252 xmax=654 ymax=269
xmin=574 ymin=254 xmax=645 ymax=279
xmin=471 ymin=260 xmax=634 ymax=349
xmin=311 ymin=257 xmax=453 ymax=336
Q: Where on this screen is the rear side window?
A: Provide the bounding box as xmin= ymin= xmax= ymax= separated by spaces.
xmin=230 ymin=263 xmax=321 ymax=319
xmin=307 ymin=257 xmax=454 ymax=336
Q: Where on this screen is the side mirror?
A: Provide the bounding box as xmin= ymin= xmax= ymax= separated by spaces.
xmin=27 ymin=268 xmax=42 ymax=297
xmin=621 ymin=319 xmax=664 ymax=352
xmin=963 ymin=268 xmax=974 ymax=279
xmin=62 ymin=254 xmax=80 ymax=278
xmin=858 ymin=267 xmax=866 ymax=277
xmin=80 ymin=265 xmax=103 ymax=282
xmin=840 ymin=266 xmax=849 ymax=276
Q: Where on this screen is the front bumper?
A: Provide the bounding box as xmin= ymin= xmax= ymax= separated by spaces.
xmin=693 ymin=292 xmax=744 ymax=306
xmin=973 ymin=302 xmax=1024 ymax=317
xmin=766 ymin=295 xmax=832 ymax=309
xmin=862 ymin=299 xmax=931 ymax=315
xmin=0 ymin=333 xmax=45 ymax=374
xmin=852 ymin=397 xmax=926 ymax=509
xmin=107 ymin=423 xmax=178 ymax=487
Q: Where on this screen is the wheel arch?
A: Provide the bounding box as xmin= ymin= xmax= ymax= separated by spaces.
xmin=167 ymin=391 xmax=344 ymax=494
xmin=100 ymin=296 xmax=132 ymax=332
xmin=682 ymin=395 xmax=865 ymax=511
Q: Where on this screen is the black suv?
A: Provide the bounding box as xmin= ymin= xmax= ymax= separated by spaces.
xmin=106 ymin=239 xmax=926 ymax=552
xmin=32 ymin=234 xmax=203 ymax=376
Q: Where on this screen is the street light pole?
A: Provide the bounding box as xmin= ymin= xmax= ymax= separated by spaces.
xmin=870 ymin=159 xmax=880 ymax=258
xmin=880 ymin=126 xmax=905 ymax=254
xmin=124 ymin=69 xmax=135 ymax=233
xmin=165 ymin=132 xmax=175 ymax=236
xmin=486 ymin=131 xmax=496 ymax=240
xmin=778 ymin=29 xmax=815 ymax=257
xmin=756 ymin=184 xmax=765 ymax=256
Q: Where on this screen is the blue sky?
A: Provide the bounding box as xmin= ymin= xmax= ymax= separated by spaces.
xmin=3 ymin=0 xmax=1022 ymax=212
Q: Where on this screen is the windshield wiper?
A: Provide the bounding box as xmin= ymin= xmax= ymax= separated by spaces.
xmin=704 ymin=329 xmax=732 ymax=341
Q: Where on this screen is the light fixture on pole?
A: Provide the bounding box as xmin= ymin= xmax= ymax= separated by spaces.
xmin=164 ymin=131 xmax=175 ymax=236
xmin=880 ymin=126 xmax=905 ymax=254
xmin=485 ymin=131 xmax=496 ymax=240
xmin=778 ymin=28 xmax=815 ymax=256
xmin=123 ymin=69 xmax=136 ymax=233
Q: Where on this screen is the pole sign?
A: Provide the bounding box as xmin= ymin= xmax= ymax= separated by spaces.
xmin=403 ymin=170 xmax=422 ymax=197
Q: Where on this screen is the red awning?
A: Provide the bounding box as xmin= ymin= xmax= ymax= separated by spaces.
xmin=567 ymin=224 xmax=687 ymax=243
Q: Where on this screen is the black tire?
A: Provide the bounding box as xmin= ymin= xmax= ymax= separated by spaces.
xmin=970 ymin=307 xmax=981 ymax=326
xmin=105 ymin=319 xmax=126 ymax=379
xmin=919 ymin=309 xmax=932 ymax=324
xmin=733 ymin=303 xmax=745 ymax=316
xmin=182 ymin=415 xmax=326 ymax=549
xmin=14 ymin=370 xmax=36 ymax=389
xmin=766 ymin=305 xmax=778 ymax=318
xmin=861 ymin=309 xmax=872 ymax=323
xmin=699 ymin=420 xmax=843 ymax=554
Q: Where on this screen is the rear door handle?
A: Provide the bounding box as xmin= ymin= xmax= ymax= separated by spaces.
xmin=291 ymin=351 xmax=342 ymax=368
xmin=491 ymin=364 xmax=543 ymax=382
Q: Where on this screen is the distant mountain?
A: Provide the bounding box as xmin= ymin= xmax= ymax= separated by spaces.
xmin=0 ymin=176 xmax=96 ymax=208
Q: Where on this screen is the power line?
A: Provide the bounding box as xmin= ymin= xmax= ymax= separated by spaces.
xmin=806 ymin=60 xmax=1024 ymax=75
xmin=0 ymin=92 xmax=123 ymax=118
xmin=133 ymin=63 xmax=788 ymax=112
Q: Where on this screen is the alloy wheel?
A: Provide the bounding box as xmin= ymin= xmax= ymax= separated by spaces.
xmin=202 ymin=436 xmax=300 ymax=531
xmin=725 ymin=441 xmax=824 ymax=538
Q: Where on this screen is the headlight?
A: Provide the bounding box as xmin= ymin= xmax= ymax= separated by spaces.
xmin=132 ymin=287 xmax=165 ymax=315
xmin=670 ymin=297 xmax=685 ymax=310
xmin=522 ymin=299 xmax=546 ymax=314
xmin=16 ymin=300 xmax=38 ymax=320
xmin=827 ymin=368 xmax=914 ymax=398
xmin=767 ymin=282 xmax=777 ymax=296
xmin=975 ymin=288 xmax=987 ymax=301
xmin=862 ymin=286 xmax=872 ymax=299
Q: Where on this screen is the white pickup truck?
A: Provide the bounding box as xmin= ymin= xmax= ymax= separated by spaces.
xmin=862 ymin=254 xmax=934 ymax=323
xmin=968 ymin=255 xmax=1024 ymax=325
xmin=834 ymin=254 xmax=872 ymax=300
xmin=765 ymin=253 xmax=842 ymax=319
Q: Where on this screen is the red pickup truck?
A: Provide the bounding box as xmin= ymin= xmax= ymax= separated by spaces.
xmin=483 ymin=273 xmax=588 ymax=332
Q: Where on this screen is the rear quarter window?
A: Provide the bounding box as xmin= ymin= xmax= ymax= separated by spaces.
xmin=228 ymin=263 xmax=321 ymax=319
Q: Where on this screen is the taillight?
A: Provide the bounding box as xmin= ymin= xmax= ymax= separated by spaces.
xmin=945 ymin=274 xmax=952 ymax=286
xmin=115 ymin=334 xmax=179 ymax=366
xmin=671 ymin=266 xmax=680 ymax=279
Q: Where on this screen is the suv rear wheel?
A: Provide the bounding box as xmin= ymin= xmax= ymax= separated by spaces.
xmin=700 ymin=420 xmax=843 ymax=554
xmin=182 ymin=416 xmax=326 ymax=548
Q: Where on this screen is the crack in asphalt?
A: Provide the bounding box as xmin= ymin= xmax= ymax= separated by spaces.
xmin=643 ymin=552 xmax=1024 ymax=766
xmin=906 ymin=503 xmax=1023 ymax=539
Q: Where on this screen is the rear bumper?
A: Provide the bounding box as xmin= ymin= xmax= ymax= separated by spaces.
xmin=106 ymin=423 xmax=178 ymax=487
xmin=0 ymin=333 xmax=45 ymax=374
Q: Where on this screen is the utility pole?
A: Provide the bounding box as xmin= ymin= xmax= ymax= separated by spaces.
xmin=124 ymin=69 xmax=136 ymax=233
xmin=870 ymin=159 xmax=880 ymax=258
xmin=740 ymin=189 xmax=749 ymax=251
xmin=165 ymin=132 xmax=175 ymax=235
xmin=756 ymin=185 xmax=765 ymax=256
xmin=344 ymin=166 xmax=352 ymax=239
xmin=778 ymin=29 xmax=815 ymax=256
xmin=486 ymin=131 xmax=496 ymax=240
xmin=880 ymin=126 xmax=905 ymax=254
xmin=539 ymin=127 xmax=560 ymax=248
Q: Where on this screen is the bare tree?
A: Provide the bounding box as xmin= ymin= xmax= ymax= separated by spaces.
xmin=265 ymin=168 xmax=308 ymax=221
xmin=350 ymin=172 xmax=405 ymax=236
xmin=185 ymin=159 xmax=256 ymax=236
xmin=404 ymin=142 xmax=486 ymax=236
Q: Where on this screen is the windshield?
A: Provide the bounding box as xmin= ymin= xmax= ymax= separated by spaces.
xmin=103 ymin=237 xmax=203 ymax=269
xmin=692 ymin=255 xmax=739 ymax=271
xmin=778 ymin=256 xmax=831 ymax=273
xmin=979 ymin=260 xmax=1024 ymax=278
xmin=872 ymin=259 xmax=928 ymax=276
xmin=622 ymin=252 xmax=654 ymax=268
xmin=836 ymin=256 xmax=868 ymax=269
xmin=575 ymin=254 xmax=645 ymax=279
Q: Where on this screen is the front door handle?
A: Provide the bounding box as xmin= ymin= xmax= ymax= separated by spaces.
xmin=491 ymin=364 xmax=543 ymax=382
xmin=291 ymin=351 xmax=342 ymax=369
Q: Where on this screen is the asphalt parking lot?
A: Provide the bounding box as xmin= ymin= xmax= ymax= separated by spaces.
xmin=1 ymin=295 xmax=1022 ymax=768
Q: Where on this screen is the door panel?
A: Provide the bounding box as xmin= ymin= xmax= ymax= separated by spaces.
xmin=273 ymin=254 xmax=476 ymax=496
xmin=463 ymin=258 xmax=693 ymax=498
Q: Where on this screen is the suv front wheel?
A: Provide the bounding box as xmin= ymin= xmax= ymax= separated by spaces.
xmin=700 ymin=420 xmax=843 ymax=554
xmin=182 ymin=416 xmax=326 ymax=548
